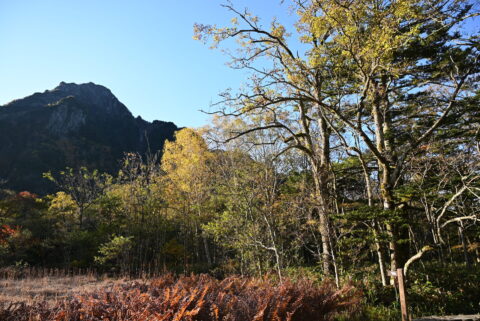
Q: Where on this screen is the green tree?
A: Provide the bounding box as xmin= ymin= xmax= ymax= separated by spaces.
xmin=44 ymin=167 xmax=111 ymax=227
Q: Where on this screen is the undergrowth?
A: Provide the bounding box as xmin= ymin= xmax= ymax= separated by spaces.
xmin=0 ymin=274 xmax=361 ymax=321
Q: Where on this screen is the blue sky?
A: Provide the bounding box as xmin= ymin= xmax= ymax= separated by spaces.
xmin=0 ymin=1 xmax=478 ymax=128
xmin=0 ymin=0 xmax=292 ymax=128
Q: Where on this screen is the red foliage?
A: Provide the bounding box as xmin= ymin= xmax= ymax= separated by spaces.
xmin=0 ymin=225 xmax=20 ymax=245
xmin=0 ymin=274 xmax=361 ymax=321
xmin=16 ymin=191 xmax=38 ymax=199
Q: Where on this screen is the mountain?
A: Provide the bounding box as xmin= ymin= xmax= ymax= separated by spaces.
xmin=0 ymin=82 xmax=179 ymax=194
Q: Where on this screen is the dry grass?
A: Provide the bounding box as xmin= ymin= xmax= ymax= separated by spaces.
xmin=0 ymin=274 xmax=126 ymax=305
xmin=0 ymin=273 xmax=361 ymax=321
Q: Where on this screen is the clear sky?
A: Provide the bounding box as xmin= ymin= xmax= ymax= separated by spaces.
xmin=0 ymin=0 xmax=293 ymax=128
xmin=0 ymin=1 xmax=477 ymax=128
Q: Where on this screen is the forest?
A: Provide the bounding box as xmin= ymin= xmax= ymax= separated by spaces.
xmin=1 ymin=0 xmax=479 ymax=320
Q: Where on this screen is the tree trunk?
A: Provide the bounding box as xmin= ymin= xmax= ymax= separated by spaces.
xmin=301 ymin=112 xmax=334 ymax=277
xmin=458 ymin=223 xmax=470 ymax=266
xmin=373 ymin=222 xmax=388 ymax=286
xmin=372 ymin=82 xmax=408 ymax=281
xmin=312 ymin=166 xmax=333 ymax=276
xmin=359 ymin=150 xmax=388 ymax=286
xmin=202 ymin=235 xmax=212 ymax=266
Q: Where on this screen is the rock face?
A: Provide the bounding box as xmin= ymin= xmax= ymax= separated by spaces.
xmin=0 ymin=82 xmax=179 ymax=194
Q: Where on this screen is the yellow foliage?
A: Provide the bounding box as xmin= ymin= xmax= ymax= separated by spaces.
xmin=47 ymin=192 xmax=79 ymax=227
xmin=48 ymin=192 xmax=78 ymax=216
xmin=301 ymin=0 xmax=422 ymax=75
xmin=161 ymin=128 xmax=214 ymax=206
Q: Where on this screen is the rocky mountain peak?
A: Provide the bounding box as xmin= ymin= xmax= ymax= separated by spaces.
xmin=54 ymin=82 xmax=112 ymax=100
xmin=51 ymin=82 xmax=132 ymax=117
xmin=3 ymin=82 xmax=132 ymax=118
xmin=0 ymin=83 xmax=179 ymax=194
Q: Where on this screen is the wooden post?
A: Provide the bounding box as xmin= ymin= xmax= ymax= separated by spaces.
xmin=397 ymin=268 xmax=409 ymax=321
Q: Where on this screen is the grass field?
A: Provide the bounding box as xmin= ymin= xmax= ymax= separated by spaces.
xmin=0 ymin=273 xmax=128 ymax=306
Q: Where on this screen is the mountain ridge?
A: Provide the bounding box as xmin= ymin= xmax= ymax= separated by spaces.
xmin=0 ymin=82 xmax=179 ymax=194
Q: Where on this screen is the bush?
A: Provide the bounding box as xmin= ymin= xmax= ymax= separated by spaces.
xmin=408 ymin=263 xmax=480 ymax=315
